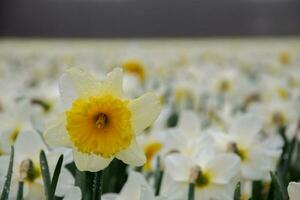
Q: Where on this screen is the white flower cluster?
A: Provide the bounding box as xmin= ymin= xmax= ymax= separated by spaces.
xmin=0 ymin=40 xmax=299 ymax=200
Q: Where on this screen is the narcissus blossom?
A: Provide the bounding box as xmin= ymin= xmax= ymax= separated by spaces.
xmin=44 ymin=68 xmax=161 ymax=171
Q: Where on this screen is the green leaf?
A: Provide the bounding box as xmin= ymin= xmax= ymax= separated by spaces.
xmin=282 ymin=136 xmax=297 ymax=178
xmin=0 ymin=146 xmax=14 ymax=200
xmin=16 ymin=182 xmax=24 ymax=200
xmin=233 ymin=182 xmax=241 ymax=200
xmin=40 ymin=150 xmax=51 ymax=199
xmin=188 ymin=183 xmax=195 ymax=200
xmin=49 ymin=155 xmax=64 ymax=200
xmin=270 ymin=172 xmax=287 ymax=200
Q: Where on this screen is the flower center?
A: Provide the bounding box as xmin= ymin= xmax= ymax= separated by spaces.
xmin=190 ymin=166 xmax=211 ymax=189
xmin=9 ymin=126 xmax=21 ymax=144
xmin=66 ymin=95 xmax=133 ymax=158
xmin=19 ymin=159 xmax=41 ymax=183
xmin=271 ymin=111 xmax=287 ymax=127
xmin=217 ymin=79 xmax=232 ymax=93
xmin=195 ymin=171 xmax=210 ymax=188
xmin=228 ymin=142 xmax=248 ymax=161
xmin=95 ymin=113 xmax=109 ymax=129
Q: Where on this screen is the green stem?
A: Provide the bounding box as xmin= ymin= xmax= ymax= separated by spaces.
xmin=16 ymin=182 xmax=24 ymax=200
xmin=154 ymin=157 xmax=163 ymax=196
xmin=188 ymin=183 xmax=195 ymax=200
xmin=92 ymin=171 xmax=103 ymax=200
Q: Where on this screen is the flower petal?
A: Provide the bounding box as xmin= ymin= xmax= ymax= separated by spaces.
xmin=63 ymin=186 xmax=82 ymax=200
xmin=229 ymin=113 xmax=262 ymax=148
xmin=288 ymin=182 xmax=300 ymax=200
xmin=102 ymin=194 xmax=118 ymax=200
xmin=15 ymin=131 xmax=47 ymax=163
xmin=116 ymin=139 xmax=146 ymax=166
xmin=205 ymin=153 xmax=240 ymax=184
xmin=129 ymin=92 xmax=161 ymax=135
xmin=100 ymin=68 xmax=123 ymax=97
xmin=73 ymin=149 xmax=113 ymax=172
xmin=119 ymin=171 xmax=148 ymax=198
xmin=178 ymin=110 xmax=201 ymax=138
xmin=164 ymin=153 xmax=194 ymax=182
xmin=44 ymin=113 xmax=72 ymax=147
xmin=59 ymin=67 xmax=100 ymax=107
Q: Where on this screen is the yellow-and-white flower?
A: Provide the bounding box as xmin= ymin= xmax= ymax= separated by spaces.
xmin=44 ymin=68 xmax=161 ymax=171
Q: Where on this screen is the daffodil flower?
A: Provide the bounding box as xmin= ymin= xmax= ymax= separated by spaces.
xmin=44 ymin=68 xmax=161 ymax=171
xmin=164 ymin=147 xmax=240 ymax=200
xmin=213 ymin=113 xmax=283 ymax=180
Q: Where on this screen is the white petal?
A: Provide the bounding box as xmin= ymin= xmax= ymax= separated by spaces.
xmin=73 ymin=149 xmax=113 ymax=172
xmin=205 ymin=153 xmax=240 ymax=184
xmin=15 ymin=131 xmax=47 ymax=163
xmin=116 ymin=139 xmax=146 ymax=166
xmin=120 ymin=171 xmax=148 ymax=198
xmin=26 ymin=183 xmax=45 ymax=200
xmin=164 ymin=154 xmax=194 ymax=182
xmin=59 ymin=67 xmax=100 ymax=107
xmin=55 ymin=169 xmax=75 ymax=197
xmin=178 ymin=110 xmax=200 ymax=138
xmin=241 ymin=162 xmax=267 ymax=180
xmin=229 ymin=113 xmax=262 ymax=148
xmin=44 ymin=113 xmax=72 ymax=147
xmin=288 ymin=182 xmax=300 ymax=200
xmin=102 ymin=194 xmax=118 ymax=200
xmin=140 ymin=184 xmax=156 ymax=200
xmin=100 ymin=68 xmax=123 ymax=97
xmin=129 ymin=92 xmax=161 ymax=135
xmin=63 ymin=186 xmax=82 ymax=200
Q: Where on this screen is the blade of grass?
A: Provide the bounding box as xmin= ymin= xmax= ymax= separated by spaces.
xmin=0 ymin=146 xmax=14 ymax=200
xmin=49 ymin=155 xmax=64 ymax=200
xmin=40 ymin=150 xmax=51 ymax=199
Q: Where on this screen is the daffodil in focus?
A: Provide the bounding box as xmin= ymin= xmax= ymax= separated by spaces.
xmin=44 ymin=68 xmax=161 ymax=171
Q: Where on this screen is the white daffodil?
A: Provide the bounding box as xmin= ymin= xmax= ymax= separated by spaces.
xmin=0 ymin=99 xmax=32 ymax=155
xmin=288 ymin=182 xmax=300 ymax=200
xmin=0 ymin=131 xmax=74 ymax=200
xmin=164 ymin=110 xmax=210 ymax=158
xmin=213 ymin=113 xmax=283 ymax=180
xmin=103 ymin=171 xmax=165 ymax=200
xmin=164 ymin=148 xmax=240 ymax=200
xmin=44 ymin=68 xmax=161 ymax=172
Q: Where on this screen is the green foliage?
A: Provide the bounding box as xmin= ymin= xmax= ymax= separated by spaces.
xmin=0 ymin=147 xmax=14 ymax=200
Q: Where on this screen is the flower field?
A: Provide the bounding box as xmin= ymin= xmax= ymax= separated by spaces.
xmin=0 ymin=39 xmax=299 ymax=200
